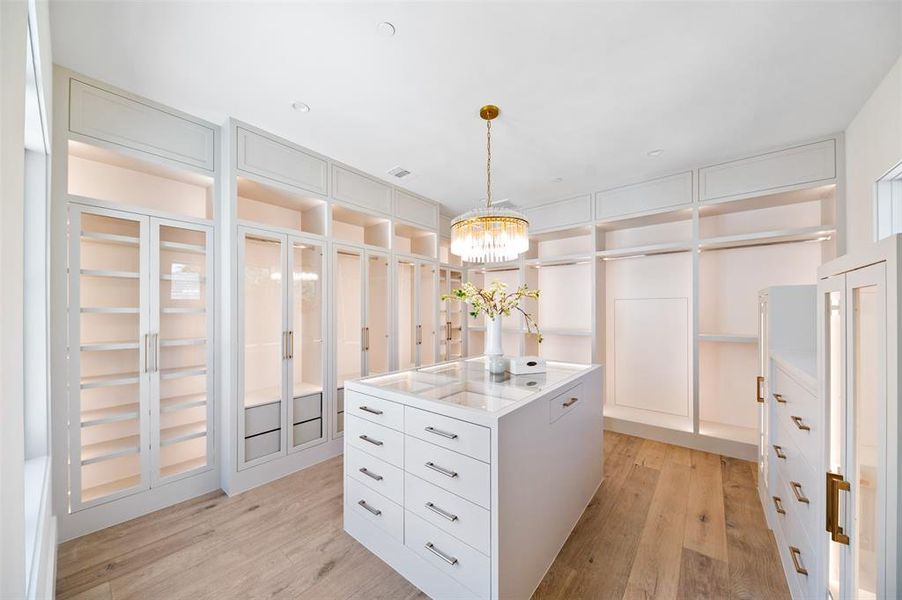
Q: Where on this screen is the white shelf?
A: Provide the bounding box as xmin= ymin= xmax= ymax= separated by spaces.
xmin=525 ymin=253 xmax=595 ymax=267
xmin=161 ymin=393 xmax=207 ymax=413
xmin=160 ymin=240 xmax=205 ymax=254
xmin=698 ymin=420 xmax=757 ymax=445
xmin=160 ymin=420 xmax=206 ymax=446
xmin=160 ymin=365 xmax=207 ymax=380
xmin=162 ymin=307 xmax=206 ymax=315
xmin=80 ymin=269 xmax=139 ymax=279
xmin=81 ymin=403 xmax=140 ymax=427
xmin=80 ymin=340 xmax=140 ymax=352
xmin=81 ymin=474 xmax=142 ymax=503
xmin=81 ymin=371 xmax=141 ymax=389
xmin=160 ymin=456 xmax=206 ymax=479
xmin=161 ymin=273 xmax=207 ymax=282
xmin=160 ymin=337 xmax=206 ymax=347
xmin=81 ymin=307 xmax=140 ymax=314
xmin=80 ymin=231 xmax=139 ymax=247
xmin=541 ymin=328 xmax=594 ymax=337
xmin=698 ymin=333 xmax=758 ymax=344
xmin=81 ymin=434 xmax=140 ymax=465
xmin=598 ymin=241 xmax=693 ymax=260
xmin=244 ymin=382 xmax=323 ymax=408
xmin=698 ymin=225 xmax=834 ymax=252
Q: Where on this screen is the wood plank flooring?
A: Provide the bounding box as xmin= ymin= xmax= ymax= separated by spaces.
xmin=56 ymin=432 xmax=789 ymax=600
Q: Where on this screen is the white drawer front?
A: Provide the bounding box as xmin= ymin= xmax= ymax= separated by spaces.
xmin=346 ymin=445 xmax=404 ymax=505
xmin=292 ymin=419 xmax=322 ymax=447
xmin=245 ymin=430 xmax=280 ymax=461
xmin=345 ymin=476 xmax=403 ymax=542
xmin=394 ymin=189 xmax=438 ymax=229
xmin=595 ymin=171 xmax=693 ymax=220
xmin=404 ymin=511 xmax=490 ymax=600
xmin=774 ymin=420 xmax=819 ymax=538
xmin=772 ymin=365 xmax=819 ymax=466
xmin=405 ymin=437 xmax=490 ymax=509
xmin=332 ymin=165 xmax=392 ymax=214
xmin=549 ymin=383 xmax=583 ymax=424
xmin=245 ymin=402 xmax=280 ymax=437
xmin=236 ymin=127 xmax=328 ymax=195
xmin=405 ymin=473 xmax=490 ymax=556
xmin=346 ymin=414 xmax=404 ymax=467
xmin=404 ymin=406 xmax=490 ymax=463
xmin=345 ymin=390 xmax=404 ymax=432
xmin=776 ymin=473 xmax=817 ymax=599
xmin=292 ymin=393 xmax=322 ymax=424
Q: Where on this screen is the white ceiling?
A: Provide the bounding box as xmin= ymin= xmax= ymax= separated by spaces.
xmin=49 ymin=1 xmax=901 ymax=215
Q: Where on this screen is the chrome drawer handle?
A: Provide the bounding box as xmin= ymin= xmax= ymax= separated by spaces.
xmin=425 ymin=426 xmax=458 ymax=440
xmin=789 ymin=546 xmax=808 ymax=576
xmin=359 ymin=405 xmax=383 ymax=415
xmin=359 ymin=467 xmax=383 ymax=481
xmin=425 ymin=542 xmax=458 ymax=565
xmin=358 ymin=499 xmax=381 ymax=516
xmin=773 ymin=445 xmax=787 ymax=459
xmin=790 ymin=481 xmax=810 ymax=504
xmin=562 ymin=397 xmax=578 ymax=408
xmin=773 ymin=393 xmax=787 ymax=404
xmin=425 ymin=461 xmax=458 ymax=478
xmin=772 ymin=496 xmax=786 ymax=515
xmin=425 ymin=502 xmax=459 ymax=522
xmin=359 ymin=435 xmax=383 ymax=446
xmin=791 ymin=416 xmax=810 ymax=431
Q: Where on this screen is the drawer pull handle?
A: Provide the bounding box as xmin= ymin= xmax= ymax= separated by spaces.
xmin=359 ymin=467 xmax=383 ymax=481
xmin=773 ymin=393 xmax=786 ymax=404
xmin=425 ymin=461 xmax=458 ymax=478
xmin=425 ymin=502 xmax=459 ymax=522
xmin=358 ymin=499 xmax=381 ymax=516
xmin=425 ymin=542 xmax=458 ymax=566
xmin=772 ymin=496 xmax=786 ymax=515
xmin=790 ymin=481 xmax=810 ymax=504
xmin=359 ymin=434 xmax=383 ymax=447
xmin=826 ymin=472 xmax=851 ymax=545
xmin=562 ymin=397 xmax=578 ymax=408
xmin=425 ymin=426 xmax=458 ymax=440
xmin=359 ymin=406 xmax=383 ymax=415
xmin=791 ymin=416 xmax=810 ymax=431
xmin=756 ymin=376 xmax=765 ymax=403
xmin=789 ymin=546 xmax=808 ymax=576
xmin=773 ymin=445 xmax=787 ymax=459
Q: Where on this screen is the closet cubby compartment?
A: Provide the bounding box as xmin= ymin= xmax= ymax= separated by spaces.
xmin=68 ymin=140 xmax=214 ymax=221
xmin=394 ymin=222 xmax=437 ymax=259
xmin=439 ymin=238 xmax=463 ymax=267
xmin=596 ymin=209 xmax=693 ymax=259
xmin=236 ymin=176 xmax=326 ymax=236
xmin=331 ymin=204 xmax=391 ymax=249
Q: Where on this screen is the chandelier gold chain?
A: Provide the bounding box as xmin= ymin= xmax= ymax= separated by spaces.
xmin=486 ymin=119 xmax=492 ymax=209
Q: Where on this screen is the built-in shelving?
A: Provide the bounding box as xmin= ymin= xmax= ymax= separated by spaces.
xmin=698 ymin=333 xmax=758 ymax=344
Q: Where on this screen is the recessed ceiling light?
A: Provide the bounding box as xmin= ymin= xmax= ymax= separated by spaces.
xmin=647 ymin=149 xmax=664 ymax=157
xmin=291 ymin=101 xmax=310 ymax=113
xmin=377 ymin=21 xmax=396 ymax=37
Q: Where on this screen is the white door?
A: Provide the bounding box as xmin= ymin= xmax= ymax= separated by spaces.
xmin=397 ymin=258 xmax=417 ymax=370
xmin=334 ymin=245 xmax=365 ymax=436
xmin=365 ymin=251 xmax=392 ymax=376
xmin=417 ymin=261 xmax=437 ymax=366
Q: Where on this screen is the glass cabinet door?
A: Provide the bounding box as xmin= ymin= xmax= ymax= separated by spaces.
xmin=152 ymin=220 xmax=212 ymax=481
xmin=448 ymin=269 xmax=464 ymax=360
xmin=397 ymin=259 xmax=417 ymax=370
xmin=366 ymin=252 xmax=391 ymax=376
xmin=70 ymin=207 xmax=150 ymax=508
xmin=418 ymin=262 xmax=436 ymax=366
xmin=289 ymin=239 xmax=324 ymax=449
xmin=241 ymin=231 xmax=286 ymax=461
xmin=335 ymin=247 xmax=364 ymax=434
xmin=439 ymin=268 xmax=450 ymax=361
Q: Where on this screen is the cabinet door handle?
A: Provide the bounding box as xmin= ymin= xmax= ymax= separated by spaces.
xmin=357 ymin=499 xmax=381 ymax=516
xmin=425 ymin=502 xmax=459 ymax=522
xmin=425 ymin=426 xmax=458 ymax=440
xmin=416 ymin=324 xmax=423 ymax=345
xmin=361 ymin=327 xmax=367 ymax=352
xmin=826 ymin=472 xmax=851 ymax=544
xmin=789 ymin=546 xmax=808 ymax=576
xmin=791 ymin=416 xmax=810 ymax=431
xmin=359 ymin=406 xmax=383 ymax=415
xmin=790 ymin=481 xmax=810 ymax=504
xmin=153 ymin=333 xmax=160 ymax=372
xmin=773 ymin=393 xmax=786 ymax=404
xmin=365 ymin=327 xmax=370 ymax=351
xmin=289 ymin=331 xmax=294 ymax=359
xmin=359 ymin=435 xmax=383 ymax=447
xmin=425 ymin=461 xmax=458 ymax=478
xmin=562 ymin=397 xmax=579 ymax=408
xmin=144 ymin=334 xmax=150 ymax=372
xmin=773 ymin=445 xmax=787 ymax=459
xmin=424 ymin=542 xmax=458 ymax=565
xmin=756 ymin=375 xmax=765 ymax=403
xmin=772 ymin=496 xmax=786 ymax=515
xmin=359 ymin=467 xmax=383 ymax=481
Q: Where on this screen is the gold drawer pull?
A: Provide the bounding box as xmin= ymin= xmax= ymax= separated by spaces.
xmin=790 ymin=481 xmax=810 ymax=504
xmin=772 ymin=496 xmax=786 ymax=515
xmin=756 ymin=376 xmax=765 ymax=403
xmin=562 ymin=397 xmax=578 ymax=408
xmin=773 ymin=393 xmax=786 ymax=404
xmin=789 ymin=546 xmax=808 ymax=576
xmin=826 ymin=472 xmax=851 ymax=545
xmin=791 ymin=416 xmax=810 ymax=431
xmin=773 ymin=445 xmax=787 ymax=459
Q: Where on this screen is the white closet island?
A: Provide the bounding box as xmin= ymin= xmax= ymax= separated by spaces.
xmin=343 ymin=358 xmax=603 ymax=600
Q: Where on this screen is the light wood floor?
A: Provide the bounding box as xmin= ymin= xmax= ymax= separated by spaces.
xmin=56 ymin=432 xmax=789 ymax=600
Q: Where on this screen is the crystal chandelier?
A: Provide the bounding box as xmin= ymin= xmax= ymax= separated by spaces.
xmin=450 ymin=105 xmax=529 ymax=263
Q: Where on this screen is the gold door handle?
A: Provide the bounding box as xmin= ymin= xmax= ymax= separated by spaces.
xmin=826 ymin=472 xmax=851 ymax=544
xmin=790 ymin=481 xmax=810 ymax=504
xmin=772 ymin=496 xmax=786 ymax=515
xmin=773 ymin=445 xmax=787 ymax=459
xmin=789 ymin=546 xmax=808 ymax=576
xmin=365 ymin=327 xmax=370 ymax=351
xmin=791 ymin=416 xmax=810 ymax=431
xmin=773 ymin=393 xmax=786 ymax=404
xmin=756 ymin=376 xmax=765 ymax=403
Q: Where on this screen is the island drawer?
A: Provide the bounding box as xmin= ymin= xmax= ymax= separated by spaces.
xmin=404 ymin=511 xmax=490 ymax=599
xmin=345 ymin=390 xmax=404 ymax=432
xmin=405 ymin=436 xmax=490 ymax=509
xmin=345 ymin=476 xmax=403 ymax=542
xmin=346 ymin=414 xmax=405 ymax=467
xmin=405 ymin=472 xmax=490 ymax=556
xmin=548 ymin=383 xmax=583 ymax=424
xmin=404 ymin=406 xmax=490 ymax=463
xmin=346 ymin=445 xmax=404 ymax=505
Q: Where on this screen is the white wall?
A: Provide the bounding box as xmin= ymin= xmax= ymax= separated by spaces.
xmin=845 ymin=55 xmax=902 ymax=253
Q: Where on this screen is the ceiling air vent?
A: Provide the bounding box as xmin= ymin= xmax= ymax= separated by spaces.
xmin=388 ymin=166 xmax=412 ymax=179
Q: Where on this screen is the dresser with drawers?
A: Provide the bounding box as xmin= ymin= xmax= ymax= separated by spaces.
xmin=343 ymin=357 xmax=604 ymax=600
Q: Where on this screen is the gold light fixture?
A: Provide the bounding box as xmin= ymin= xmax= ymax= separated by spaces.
xmin=450 ymin=105 xmax=529 ymax=263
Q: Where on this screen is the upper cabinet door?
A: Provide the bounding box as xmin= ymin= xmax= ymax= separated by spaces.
xmin=69 ymin=79 xmax=215 ymax=172
xmin=332 ymin=166 xmax=393 ymax=215
xmin=236 ymin=127 xmax=328 ymax=196
xmin=526 ymin=195 xmax=593 ymax=233
xmin=595 ymin=172 xmax=693 ymax=220
xmin=699 ymin=139 xmax=836 ymax=203
xmin=394 ymin=189 xmax=438 ymax=230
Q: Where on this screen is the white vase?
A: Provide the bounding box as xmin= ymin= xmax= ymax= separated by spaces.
xmin=485 ymin=316 xmax=506 ymax=374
